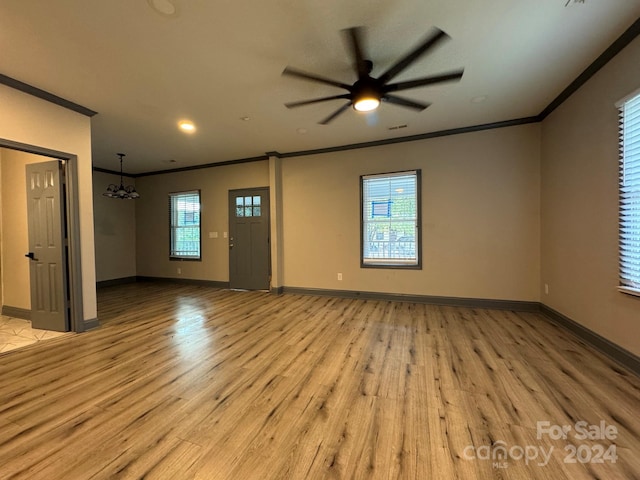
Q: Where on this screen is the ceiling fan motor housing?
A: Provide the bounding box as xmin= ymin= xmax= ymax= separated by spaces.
xmin=352 ymin=77 xmax=382 ymax=105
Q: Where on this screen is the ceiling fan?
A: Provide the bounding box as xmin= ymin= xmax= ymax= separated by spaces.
xmin=282 ymin=26 xmax=464 ymax=125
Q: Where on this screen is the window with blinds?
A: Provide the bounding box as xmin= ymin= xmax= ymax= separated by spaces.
xmin=618 ymin=90 xmax=640 ymax=294
xmin=361 ymin=170 xmax=421 ymax=268
xmin=169 ymin=191 xmax=201 ymax=259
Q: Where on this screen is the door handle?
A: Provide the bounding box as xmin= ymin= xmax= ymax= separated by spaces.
xmin=25 ymin=252 xmax=36 ymax=260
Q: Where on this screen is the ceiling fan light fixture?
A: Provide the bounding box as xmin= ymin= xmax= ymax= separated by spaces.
xmin=354 ymin=97 xmax=380 ymax=112
xmin=282 ymin=26 xmax=463 ymax=124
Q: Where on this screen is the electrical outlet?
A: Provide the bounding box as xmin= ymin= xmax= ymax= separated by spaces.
xmin=337 ymin=273 xmax=342 ymax=281
xmin=544 ymin=283 xmax=549 ymax=295
xmin=177 ymin=267 xmax=182 ymax=275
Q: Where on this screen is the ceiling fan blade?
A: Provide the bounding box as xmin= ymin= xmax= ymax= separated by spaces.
xmin=384 ymin=69 xmax=464 ymax=92
xmin=282 ymin=67 xmax=351 ymax=90
xmin=383 ymin=95 xmax=430 ymax=111
xmin=343 ymin=26 xmax=369 ymax=78
xmin=319 ymin=103 xmax=352 ymax=125
xmin=377 ymin=28 xmax=449 ymax=84
xmin=285 ymin=94 xmax=352 ymax=108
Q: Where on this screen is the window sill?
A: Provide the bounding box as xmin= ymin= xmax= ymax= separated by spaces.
xmin=618 ymin=286 xmax=640 ymax=298
xmin=361 ymin=262 xmax=421 ymax=270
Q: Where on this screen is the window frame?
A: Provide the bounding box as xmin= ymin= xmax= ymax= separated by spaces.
xmin=360 ymin=169 xmax=422 ymax=269
xmin=617 ymin=88 xmax=640 ymax=297
xmin=169 ymin=190 xmax=202 ymax=261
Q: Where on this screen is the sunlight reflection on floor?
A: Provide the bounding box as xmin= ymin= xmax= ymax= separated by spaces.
xmin=172 ymin=301 xmax=212 ymax=361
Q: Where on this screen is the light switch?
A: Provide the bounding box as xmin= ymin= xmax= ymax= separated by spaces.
xmin=209 ymin=232 xmax=218 ymax=239
xmin=223 ymin=232 xmax=228 ymax=238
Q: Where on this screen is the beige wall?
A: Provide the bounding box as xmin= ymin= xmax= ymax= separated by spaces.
xmin=93 ymin=171 xmax=137 ymax=282
xmin=282 ymin=124 xmax=541 ymax=301
xmin=135 ymin=161 xmax=270 ymax=280
xmin=541 ymin=37 xmax=640 ymax=356
xmin=0 ymin=84 xmax=97 ymax=321
xmin=0 ymin=149 xmax=55 ymax=309
xmin=134 ymin=126 xmax=540 ymax=301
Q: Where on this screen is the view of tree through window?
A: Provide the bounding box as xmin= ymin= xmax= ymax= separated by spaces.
xmin=170 ymin=191 xmax=201 ymax=259
xmin=361 ymin=170 xmax=420 ymax=267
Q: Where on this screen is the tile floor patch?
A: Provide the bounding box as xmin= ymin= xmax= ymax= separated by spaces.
xmin=0 ymin=315 xmax=70 ymax=353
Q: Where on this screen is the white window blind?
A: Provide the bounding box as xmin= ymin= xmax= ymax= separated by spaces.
xmin=361 ymin=170 xmax=420 ymax=267
xmin=169 ymin=191 xmax=201 ymax=259
xmin=619 ymin=91 xmax=640 ymax=293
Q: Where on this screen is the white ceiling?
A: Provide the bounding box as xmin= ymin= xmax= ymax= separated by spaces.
xmin=1 ymin=0 xmax=639 ymax=174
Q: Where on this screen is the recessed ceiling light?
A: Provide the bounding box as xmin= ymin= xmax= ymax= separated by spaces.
xmin=178 ymin=120 xmax=195 ymax=133
xmin=471 ymin=95 xmax=488 ymax=103
xmin=147 ymin=0 xmax=177 ymax=16
xmin=240 ymin=116 xmax=251 ymax=121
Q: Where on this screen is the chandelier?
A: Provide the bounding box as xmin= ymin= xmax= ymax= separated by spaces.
xmin=103 ymin=153 xmax=140 ymax=199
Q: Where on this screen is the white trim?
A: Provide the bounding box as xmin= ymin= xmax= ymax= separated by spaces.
xmin=362 ymin=259 xmax=418 ymax=266
xmin=615 ymin=86 xmax=640 ymax=108
xmin=618 ymin=286 xmax=640 ymax=298
xmin=362 ymin=170 xmax=417 ymax=181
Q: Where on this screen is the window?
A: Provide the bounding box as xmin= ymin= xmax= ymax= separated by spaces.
xmin=169 ymin=191 xmax=201 ymax=259
xmin=361 ymin=170 xmax=421 ymax=268
xmin=235 ymin=195 xmax=261 ymax=217
xmin=618 ymin=90 xmax=640 ymax=295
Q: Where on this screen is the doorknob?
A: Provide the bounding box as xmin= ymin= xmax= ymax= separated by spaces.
xmin=25 ymin=252 xmax=36 ymax=260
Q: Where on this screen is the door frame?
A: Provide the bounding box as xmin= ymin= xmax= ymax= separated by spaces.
xmin=0 ymin=138 xmax=85 ymax=332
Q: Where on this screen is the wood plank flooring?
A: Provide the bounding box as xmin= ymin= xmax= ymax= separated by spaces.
xmin=0 ymin=282 xmax=638 ymax=479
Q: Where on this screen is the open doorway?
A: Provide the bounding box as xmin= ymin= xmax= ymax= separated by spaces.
xmin=0 ymin=141 xmax=85 ymax=333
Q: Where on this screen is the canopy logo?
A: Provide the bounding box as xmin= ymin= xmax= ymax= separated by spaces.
xmin=463 ymin=420 xmax=618 ymax=469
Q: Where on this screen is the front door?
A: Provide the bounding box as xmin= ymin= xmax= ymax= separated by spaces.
xmin=229 ymin=187 xmax=270 ymax=290
xmin=25 ymin=161 xmax=69 ymax=331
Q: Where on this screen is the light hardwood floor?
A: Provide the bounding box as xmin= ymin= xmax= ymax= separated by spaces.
xmin=0 ymin=282 xmax=638 ymax=479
